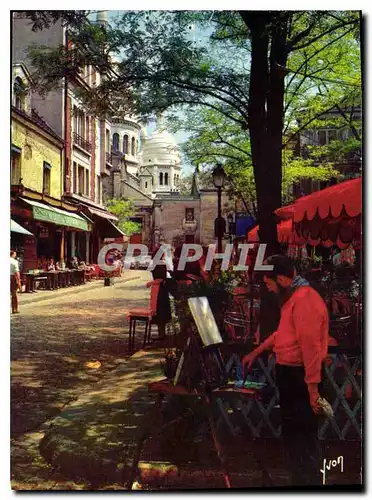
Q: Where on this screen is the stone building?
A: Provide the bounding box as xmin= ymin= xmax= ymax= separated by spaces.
xmin=103 ymin=120 xmax=234 ymax=250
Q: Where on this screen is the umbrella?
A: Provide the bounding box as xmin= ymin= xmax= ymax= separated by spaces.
xmin=274 ymin=178 xmax=361 ymax=249
xmin=247 ymin=220 xmax=306 ymax=245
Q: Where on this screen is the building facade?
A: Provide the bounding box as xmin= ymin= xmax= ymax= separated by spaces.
xmin=295 ymin=106 xmax=362 ymax=197
xmin=11 ymin=64 xmax=90 ymax=271
xmin=12 ymin=12 xmax=124 ymax=265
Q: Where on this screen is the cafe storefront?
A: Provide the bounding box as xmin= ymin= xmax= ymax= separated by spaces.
xmin=11 ymin=196 xmax=90 ymax=272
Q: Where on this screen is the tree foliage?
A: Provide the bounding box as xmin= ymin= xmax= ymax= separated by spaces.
xmin=173 ymin=107 xmax=341 ymax=207
xmin=19 ymin=9 xmax=361 ymax=254
xmin=105 ymin=198 xmax=141 ymax=235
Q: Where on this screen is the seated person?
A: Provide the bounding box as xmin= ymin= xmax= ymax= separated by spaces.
xmin=47 ymin=257 xmax=55 ymax=271
xmin=70 ymin=256 xmax=79 ymax=270
xmin=38 ymin=256 xmax=48 ymax=271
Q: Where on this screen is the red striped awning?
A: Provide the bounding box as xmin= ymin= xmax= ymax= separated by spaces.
xmin=248 ymin=220 xmax=306 ymax=245
xmin=292 ymin=178 xmax=361 ymax=223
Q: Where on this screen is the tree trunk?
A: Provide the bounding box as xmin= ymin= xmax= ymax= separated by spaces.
xmin=241 ymin=11 xmax=282 ymax=256
xmin=241 ymin=12 xmax=291 ymax=337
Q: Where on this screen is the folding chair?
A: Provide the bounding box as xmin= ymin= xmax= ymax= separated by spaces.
xmin=126 ymin=279 xmax=162 ymax=352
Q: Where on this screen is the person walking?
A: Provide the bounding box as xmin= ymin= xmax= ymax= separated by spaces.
xmin=10 ymin=250 xmax=21 ymax=314
xmin=242 ymin=254 xmax=329 ymax=486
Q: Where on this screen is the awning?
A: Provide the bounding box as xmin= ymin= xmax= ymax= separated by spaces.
xmin=100 ymin=219 xmax=127 ymax=239
xmin=293 ymin=178 xmax=361 ymax=223
xmin=86 ymin=206 xmax=118 ymax=221
xmin=103 ymin=221 xmax=129 ymax=245
xmin=109 ymin=221 xmax=126 ymax=237
xmin=11 ymin=219 xmax=34 ymax=236
xmin=275 ymin=204 xmax=295 ymax=221
xmin=272 ymin=179 xmax=362 ymax=249
xmin=248 ymin=220 xmax=306 ymax=245
xmin=20 ymin=198 xmax=89 ymax=231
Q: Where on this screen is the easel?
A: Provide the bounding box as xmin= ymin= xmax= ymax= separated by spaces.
xmin=129 ymin=297 xmax=271 ymax=489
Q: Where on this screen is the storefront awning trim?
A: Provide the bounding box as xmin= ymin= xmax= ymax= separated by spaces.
xmin=108 ymin=220 xmax=126 ymax=237
xmin=20 ymin=198 xmax=89 ymax=231
xmin=87 ymin=206 xmax=118 ymax=221
xmin=11 ymin=219 xmax=34 ymax=236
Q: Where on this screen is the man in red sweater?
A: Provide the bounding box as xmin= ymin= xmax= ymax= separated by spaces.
xmin=243 ymin=254 xmax=329 ymax=486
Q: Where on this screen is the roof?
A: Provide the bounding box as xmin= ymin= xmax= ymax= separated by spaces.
xmin=12 ymin=107 xmax=64 ymax=143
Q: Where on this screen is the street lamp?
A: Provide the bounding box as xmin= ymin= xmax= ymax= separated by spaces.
xmin=212 ymin=163 xmax=226 ymax=253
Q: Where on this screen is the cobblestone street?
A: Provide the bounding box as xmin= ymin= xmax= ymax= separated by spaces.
xmin=11 ymin=272 xmax=162 ymax=490
xmin=11 ymin=271 xmax=148 ymax=438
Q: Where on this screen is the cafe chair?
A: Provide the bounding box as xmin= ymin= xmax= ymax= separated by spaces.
xmin=126 ymin=279 xmax=162 ymax=352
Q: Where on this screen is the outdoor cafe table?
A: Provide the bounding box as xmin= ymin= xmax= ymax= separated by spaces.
xmin=41 ymin=270 xmax=76 ymax=290
xmin=22 ymin=272 xmax=47 ymax=293
xmin=22 ymin=269 xmax=85 ymax=292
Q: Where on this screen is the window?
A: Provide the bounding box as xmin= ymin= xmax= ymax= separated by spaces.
xmin=159 ymin=172 xmax=163 ymax=185
xmin=78 ymin=166 xmax=84 ymax=194
xmin=185 ymin=208 xmax=194 ymax=222
xmin=96 ymin=175 xmax=101 ymax=204
xmin=73 ymin=161 xmax=77 ymax=193
xmin=123 ymin=135 xmax=129 ymax=154
xmin=145 ymin=182 xmax=148 ymax=189
xmin=106 ymin=129 xmax=110 ymax=152
xmin=13 ymin=77 xmax=27 ymax=111
xmin=318 ymin=130 xmax=327 ymax=145
xmin=86 ymin=116 xmax=90 ymax=142
xmin=164 ymin=172 xmax=168 ymax=185
xmin=113 ymin=133 xmax=120 ymax=151
xmin=131 ymin=137 xmax=135 ymax=156
xmin=43 ymin=162 xmax=51 ymax=195
xmin=73 ymin=106 xmax=78 ymax=134
xmin=328 ymin=129 xmax=338 ymax=143
xmin=11 ymin=146 xmax=21 ymax=185
xmin=85 ymin=169 xmax=90 ymax=196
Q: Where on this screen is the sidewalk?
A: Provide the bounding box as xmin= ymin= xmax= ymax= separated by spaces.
xmin=11 ymin=346 xmax=166 ymax=490
xmin=18 ymin=271 xmax=141 ymax=306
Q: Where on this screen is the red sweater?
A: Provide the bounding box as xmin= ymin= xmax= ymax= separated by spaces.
xmin=259 ymin=286 xmax=329 ymax=385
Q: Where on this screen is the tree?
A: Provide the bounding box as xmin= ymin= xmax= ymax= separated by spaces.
xmin=21 ymin=10 xmax=360 ymax=254
xmin=173 ymin=107 xmax=341 ymax=208
xmin=105 ymin=198 xmax=141 ymax=236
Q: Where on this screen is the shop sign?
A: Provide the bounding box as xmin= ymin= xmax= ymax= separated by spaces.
xmin=33 ymin=205 xmax=89 ymax=231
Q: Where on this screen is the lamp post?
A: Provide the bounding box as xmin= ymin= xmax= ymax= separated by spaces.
xmin=212 ymin=163 xmax=226 ymax=253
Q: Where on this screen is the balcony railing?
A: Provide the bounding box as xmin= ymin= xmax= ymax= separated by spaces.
xmin=73 ymin=132 xmax=92 ymax=153
xmin=106 ymin=152 xmax=112 ymax=165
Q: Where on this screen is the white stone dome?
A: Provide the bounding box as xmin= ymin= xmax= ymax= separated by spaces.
xmin=142 ymin=129 xmax=181 ymax=167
